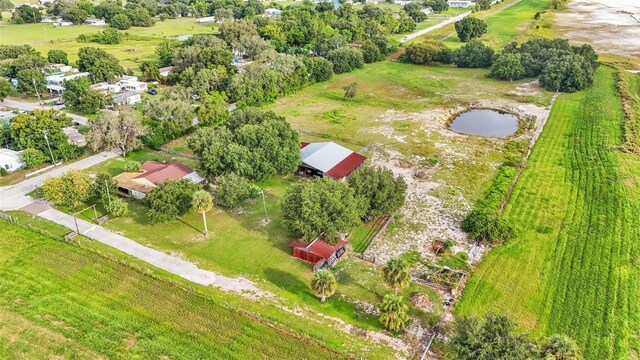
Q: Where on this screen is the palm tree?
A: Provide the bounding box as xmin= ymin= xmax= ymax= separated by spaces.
xmin=541 ymin=335 xmax=581 ymax=360
xmin=310 ymin=269 xmax=337 ymax=302
xmin=192 ymin=190 xmax=213 ymax=236
xmin=383 ymin=258 xmax=410 ymax=295
xmin=379 ymin=293 xmax=409 ymax=332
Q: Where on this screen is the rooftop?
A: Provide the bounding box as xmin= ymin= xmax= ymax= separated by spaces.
xmin=300 ymin=142 xmax=367 ymax=179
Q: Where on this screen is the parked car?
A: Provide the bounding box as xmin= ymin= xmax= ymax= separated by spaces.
xmin=147 ymin=89 xmax=158 ymax=95
xmin=54 ymin=99 xmax=65 ymax=105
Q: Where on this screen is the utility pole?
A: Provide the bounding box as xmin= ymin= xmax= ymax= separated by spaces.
xmin=32 ymin=78 xmax=43 ymax=106
xmin=104 ymin=179 xmax=112 ymax=205
xmin=261 ymin=189 xmax=268 ymax=221
xmin=42 ymin=129 xmax=56 ymax=164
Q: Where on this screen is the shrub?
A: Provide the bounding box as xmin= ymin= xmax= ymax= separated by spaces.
xmin=123 ymin=160 xmax=142 ymax=172
xmin=104 ymin=197 xmax=128 ymax=217
xmin=404 ymin=40 xmax=452 ymax=65
xmin=453 ymin=40 xmax=495 ymax=68
xmin=454 ymin=17 xmax=487 ymax=42
xmin=22 ymin=148 xmax=47 ymax=168
xmin=327 ymin=47 xmax=364 ymax=74
xmin=461 ymin=209 xmax=514 ymax=243
xmin=145 ymin=179 xmax=200 ymax=223
xmin=213 ymin=173 xmax=257 ymax=208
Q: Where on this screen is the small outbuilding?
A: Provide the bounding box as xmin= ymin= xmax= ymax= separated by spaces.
xmin=299 ymin=142 xmax=367 ymax=180
xmin=289 ymin=237 xmax=346 ymax=268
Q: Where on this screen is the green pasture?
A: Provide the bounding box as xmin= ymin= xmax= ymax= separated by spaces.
xmin=0 ymin=18 xmax=217 ymax=70
xmin=456 ymin=67 xmax=640 ymax=359
xmin=0 ymin=220 xmax=340 ymax=359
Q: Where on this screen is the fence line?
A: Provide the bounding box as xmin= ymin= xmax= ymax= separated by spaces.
xmin=359 ymin=211 xmax=397 ymax=257
xmin=0 ymin=211 xmax=17 ymax=223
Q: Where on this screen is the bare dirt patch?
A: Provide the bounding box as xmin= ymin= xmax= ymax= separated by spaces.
xmin=555 ymin=0 xmax=640 ymax=62
xmin=361 ymin=99 xmax=549 ymax=264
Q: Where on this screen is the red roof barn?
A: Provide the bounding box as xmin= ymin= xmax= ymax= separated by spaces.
xmin=289 ymin=237 xmax=346 ymax=268
xmin=299 ymin=142 xmax=366 ymax=180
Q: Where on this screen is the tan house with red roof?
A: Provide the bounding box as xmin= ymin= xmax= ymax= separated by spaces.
xmin=114 ymin=161 xmax=205 ymax=199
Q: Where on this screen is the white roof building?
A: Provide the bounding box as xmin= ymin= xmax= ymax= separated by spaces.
xmin=62 ymin=127 xmax=87 ymax=147
xmin=85 ymin=18 xmax=106 ymax=25
xmin=299 ymin=142 xmax=367 ymax=180
xmin=118 ymin=76 xmax=147 ymax=93
xmin=265 ymin=8 xmax=283 ymax=16
xmin=112 ymin=91 xmax=141 ymax=106
xmin=0 ymin=148 xmax=23 ymax=173
xmin=447 ymin=0 xmax=476 ymax=7
xmin=196 ymin=16 xmax=216 ymax=23
xmin=46 ymin=72 xmax=90 ymax=86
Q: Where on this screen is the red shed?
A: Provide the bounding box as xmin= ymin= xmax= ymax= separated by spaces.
xmin=289 ymin=237 xmax=346 ymax=267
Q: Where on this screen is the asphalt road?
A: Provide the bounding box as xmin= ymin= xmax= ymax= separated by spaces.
xmin=0 ymin=98 xmax=89 ymax=125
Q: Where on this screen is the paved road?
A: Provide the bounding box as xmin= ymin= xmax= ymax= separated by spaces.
xmin=31 ymin=205 xmax=265 ymax=296
xmin=0 ymin=98 xmax=89 ymax=125
xmin=0 ymin=151 xmax=118 ymax=210
xmin=0 ymin=150 xmax=267 ymax=298
xmin=399 ymin=11 xmax=472 ymax=43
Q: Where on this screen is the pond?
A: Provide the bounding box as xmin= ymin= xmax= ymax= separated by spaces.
xmin=449 ymin=109 xmax=519 ymax=138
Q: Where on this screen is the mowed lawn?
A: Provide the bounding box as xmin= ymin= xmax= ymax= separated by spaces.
xmin=456 ymin=67 xmax=640 ymax=359
xmin=0 ymin=221 xmax=340 ymax=359
xmin=0 ymin=18 xmax=217 ymax=69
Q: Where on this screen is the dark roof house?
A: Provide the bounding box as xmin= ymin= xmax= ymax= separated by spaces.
xmin=299 ymin=142 xmax=366 ymax=180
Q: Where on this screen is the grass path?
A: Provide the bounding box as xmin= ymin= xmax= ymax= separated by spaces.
xmin=456 ymin=66 xmax=640 ymax=359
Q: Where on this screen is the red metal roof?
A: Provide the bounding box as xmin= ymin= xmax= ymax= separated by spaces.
xmin=325 ymin=152 xmax=367 ymax=179
xmin=300 ymin=142 xmax=310 ymax=149
xmin=289 ymin=238 xmax=345 ymax=259
xmin=135 ymin=161 xmax=194 ymax=185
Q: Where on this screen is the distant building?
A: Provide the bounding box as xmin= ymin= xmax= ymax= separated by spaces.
xmin=111 ymin=91 xmax=141 ymax=106
xmin=447 ymin=0 xmax=475 ymax=7
xmin=45 ymin=72 xmax=90 ymax=86
xmin=90 ymin=82 xmax=122 ymax=93
xmin=298 ymin=142 xmax=367 ymax=180
xmin=196 ymin=16 xmax=216 ymax=23
xmin=159 ymin=66 xmax=175 ymax=77
xmin=53 ymin=21 xmax=73 ymax=27
xmin=46 ymin=63 xmax=74 ymax=73
xmin=264 ymin=8 xmax=283 ymax=17
xmin=0 ymin=148 xmax=23 ymax=173
xmin=118 ymin=76 xmax=148 ymax=93
xmin=114 ymin=161 xmax=205 ymax=199
xmin=85 ymin=18 xmax=106 ymax=26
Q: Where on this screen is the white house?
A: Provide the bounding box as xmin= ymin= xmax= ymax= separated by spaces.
xmin=0 ymin=149 xmax=23 ymax=174
xmin=118 ymin=76 xmax=148 ymax=93
xmin=447 ymin=0 xmax=476 ymax=7
xmin=112 ymin=91 xmax=141 ymax=106
xmin=85 ymin=18 xmax=106 ymax=26
xmin=53 ymin=21 xmax=73 ymax=27
xmin=46 ymin=63 xmax=73 ymax=73
xmin=45 ymin=72 xmax=90 ymax=86
xmin=196 ymin=16 xmax=216 ymax=23
xmin=62 ymin=127 xmax=87 ymax=147
xmin=264 ymin=8 xmax=283 ymax=17
xmin=159 ymin=66 xmax=175 ymax=77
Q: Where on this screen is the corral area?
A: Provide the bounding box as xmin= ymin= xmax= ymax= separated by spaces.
xmin=456 ymin=66 xmax=640 ymax=359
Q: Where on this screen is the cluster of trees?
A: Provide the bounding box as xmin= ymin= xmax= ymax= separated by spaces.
xmin=63 ymin=77 xmax=112 ymax=114
xmin=78 ymin=47 xmax=125 ymax=82
xmin=77 ymin=29 xmax=124 ymax=45
xmin=461 ymin=209 xmax=514 ymax=244
xmin=42 ymin=170 xmax=128 ymax=217
xmin=403 ymin=40 xmax=452 ymax=65
xmin=490 ymin=38 xmax=598 ymax=92
xmin=86 ymin=106 xmax=146 ymax=157
xmin=188 ymin=108 xmax=299 ymax=182
xmin=455 ymin=17 xmax=487 ymax=42
xmin=281 ymin=166 xmax=406 ymax=242
xmin=448 ymin=313 xmax=581 ymax=360
xmin=0 ymin=45 xmax=48 ymax=96
xmin=0 ymin=110 xmax=84 ymax=169
xmin=43 ymin=0 xmax=155 ymax=28
xmin=141 ymin=96 xmax=195 ymax=147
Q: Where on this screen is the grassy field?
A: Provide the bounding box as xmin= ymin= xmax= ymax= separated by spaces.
xmin=413 ymin=0 xmax=552 ymax=49
xmin=0 ymin=220 xmax=342 ymax=359
xmin=455 ymin=67 xmax=640 ymax=359
xmin=0 ymin=18 xmax=217 ymax=70
xmin=72 ymin=149 xmax=443 ymax=332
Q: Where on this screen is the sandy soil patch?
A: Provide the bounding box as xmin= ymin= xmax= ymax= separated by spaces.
xmin=361 ymin=99 xmax=548 ymax=264
xmin=555 ymin=0 xmax=640 ymax=62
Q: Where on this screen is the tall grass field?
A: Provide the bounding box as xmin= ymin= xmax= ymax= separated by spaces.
xmin=456 ymin=66 xmax=640 ymax=359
